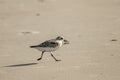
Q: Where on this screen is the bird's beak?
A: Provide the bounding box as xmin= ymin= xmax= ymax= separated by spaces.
xmin=63 ymin=39 xmax=69 ymax=44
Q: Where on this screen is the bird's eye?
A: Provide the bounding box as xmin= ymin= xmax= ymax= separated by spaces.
xmin=60 ymin=37 xmax=63 ymax=40
xmin=56 ymin=36 xmax=63 ymax=40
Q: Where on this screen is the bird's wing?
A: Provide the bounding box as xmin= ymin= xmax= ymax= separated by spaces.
xmin=38 ymin=40 xmax=59 ymax=48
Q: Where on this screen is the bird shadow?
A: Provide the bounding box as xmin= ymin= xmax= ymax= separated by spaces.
xmin=4 ymin=63 xmax=38 ymax=67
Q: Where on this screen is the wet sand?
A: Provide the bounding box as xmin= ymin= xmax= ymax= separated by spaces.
xmin=0 ymin=0 xmax=120 ymax=80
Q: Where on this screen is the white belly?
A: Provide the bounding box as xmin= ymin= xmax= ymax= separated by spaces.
xmin=35 ymin=47 xmax=59 ymax=52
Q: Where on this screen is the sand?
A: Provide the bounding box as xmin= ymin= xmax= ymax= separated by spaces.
xmin=0 ymin=0 xmax=120 ymax=80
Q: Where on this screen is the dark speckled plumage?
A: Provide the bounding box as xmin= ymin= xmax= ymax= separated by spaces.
xmin=30 ymin=40 xmax=59 ymax=48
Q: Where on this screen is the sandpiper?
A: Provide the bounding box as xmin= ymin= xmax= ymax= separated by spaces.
xmin=30 ymin=36 xmax=69 ymax=61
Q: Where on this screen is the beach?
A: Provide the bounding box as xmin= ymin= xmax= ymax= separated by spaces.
xmin=0 ymin=0 xmax=120 ymax=80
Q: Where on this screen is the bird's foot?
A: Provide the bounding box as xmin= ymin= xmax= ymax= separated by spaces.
xmin=37 ymin=58 xmax=42 ymax=61
xmin=55 ymin=59 xmax=61 ymax=61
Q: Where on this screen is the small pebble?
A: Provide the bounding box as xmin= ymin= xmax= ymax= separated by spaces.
xmin=38 ymin=0 xmax=44 ymax=2
xmin=110 ymin=54 xmax=114 ymax=56
xmin=36 ymin=13 xmax=40 ymax=16
xmin=110 ymin=39 xmax=118 ymax=41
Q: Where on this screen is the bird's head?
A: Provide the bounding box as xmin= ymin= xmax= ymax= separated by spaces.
xmin=56 ymin=36 xmax=69 ymax=45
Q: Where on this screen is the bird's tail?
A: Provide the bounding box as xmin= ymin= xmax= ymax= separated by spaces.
xmin=30 ymin=45 xmax=38 ymax=48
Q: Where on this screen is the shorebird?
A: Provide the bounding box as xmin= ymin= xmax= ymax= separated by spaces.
xmin=30 ymin=36 xmax=69 ymax=61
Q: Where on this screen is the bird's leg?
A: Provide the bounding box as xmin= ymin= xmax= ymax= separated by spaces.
xmin=50 ymin=52 xmax=61 ymax=61
xmin=37 ymin=51 xmax=45 ymax=61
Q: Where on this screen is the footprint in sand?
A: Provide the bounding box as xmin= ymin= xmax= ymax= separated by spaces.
xmin=19 ymin=31 xmax=40 ymax=35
